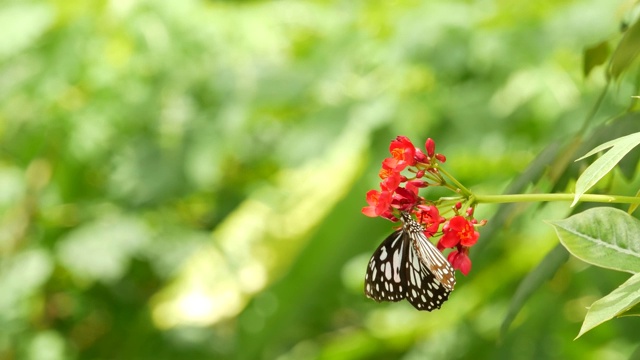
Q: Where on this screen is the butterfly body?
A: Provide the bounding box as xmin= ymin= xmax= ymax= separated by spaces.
xmin=364 ymin=213 xmax=456 ymax=311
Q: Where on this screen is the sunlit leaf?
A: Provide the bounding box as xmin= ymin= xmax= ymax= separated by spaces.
xmin=0 ymin=249 xmax=53 ymax=311
xmin=617 ymin=302 xmax=640 ymax=317
xmin=577 ymin=272 xmax=640 ymax=338
xmin=549 ymin=207 xmax=640 ymax=273
xmin=0 ymin=4 xmax=54 ymax=59
xmin=575 ymin=132 xmax=640 ymax=161
xmin=56 ymin=216 xmax=150 ymax=283
xmin=572 ymin=132 xmax=640 ymax=206
xmin=553 ymin=113 xmax=640 ymax=192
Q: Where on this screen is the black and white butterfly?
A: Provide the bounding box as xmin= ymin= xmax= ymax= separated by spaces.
xmin=364 ymin=212 xmax=456 ymax=311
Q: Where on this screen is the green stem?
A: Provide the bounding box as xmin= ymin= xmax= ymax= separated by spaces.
xmin=473 ymin=193 xmax=640 ymax=205
xmin=437 ymin=166 xmax=473 ymax=196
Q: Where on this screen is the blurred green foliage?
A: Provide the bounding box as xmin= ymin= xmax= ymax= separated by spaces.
xmin=1 ymin=0 xmax=640 ymax=359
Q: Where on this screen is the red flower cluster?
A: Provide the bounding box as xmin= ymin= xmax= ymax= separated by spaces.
xmin=362 ymin=136 xmax=481 ymax=275
xmin=438 ymin=213 xmax=479 ymax=275
xmin=362 ymin=136 xmax=442 ymax=221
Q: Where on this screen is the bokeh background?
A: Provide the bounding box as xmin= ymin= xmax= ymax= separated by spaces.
xmin=2 ymin=0 xmax=640 ymax=359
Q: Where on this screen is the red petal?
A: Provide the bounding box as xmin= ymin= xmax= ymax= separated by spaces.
xmin=449 ymin=215 xmax=467 ymax=230
xmin=456 ymin=253 xmax=472 ymax=275
xmin=362 ymin=206 xmax=378 ymax=217
xmin=414 ymin=148 xmax=427 ymax=163
xmin=390 ymin=136 xmax=416 ymax=166
xmin=439 ymin=232 xmax=460 ymax=248
xmin=381 ymin=173 xmax=402 ymax=192
xmin=448 ymin=250 xmax=472 ymax=275
xmin=447 ymin=250 xmax=458 ymax=264
xmin=460 ymin=230 xmax=480 ymax=247
xmin=365 ymin=190 xmax=380 ymax=206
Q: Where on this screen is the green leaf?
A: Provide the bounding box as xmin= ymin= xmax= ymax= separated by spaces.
xmin=609 ymin=17 xmax=640 ymax=80
xmin=500 ymin=244 xmax=569 ymax=338
xmin=572 ymin=132 xmax=640 ymax=206
xmin=553 ymin=113 xmax=640 ymax=193
xmin=577 ymin=272 xmax=640 ymax=338
xmin=549 ymin=207 xmax=640 ymax=274
xmin=583 ymin=41 xmax=610 ymax=78
xmin=617 ymin=302 xmax=640 ymax=317
xmin=0 ymin=4 xmax=54 ymax=59
xmin=56 ymin=215 xmax=151 ymax=283
xmin=575 ymin=132 xmax=640 ymax=161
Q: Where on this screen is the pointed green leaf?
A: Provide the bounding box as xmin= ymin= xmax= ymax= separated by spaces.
xmin=577 ymin=272 xmax=640 ymax=338
xmin=500 ymin=244 xmax=569 ymax=338
xmin=583 ymin=41 xmax=610 ymax=78
xmin=554 ymin=113 xmax=640 ymax=192
xmin=549 ymin=207 xmax=640 ymax=274
xmin=609 ymin=18 xmax=640 ymax=80
xmin=575 ymin=132 xmax=640 ymax=161
xmin=572 ymin=133 xmax=640 ymax=206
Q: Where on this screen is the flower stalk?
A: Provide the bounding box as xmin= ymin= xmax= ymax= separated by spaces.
xmin=473 ymin=193 xmax=640 ymax=205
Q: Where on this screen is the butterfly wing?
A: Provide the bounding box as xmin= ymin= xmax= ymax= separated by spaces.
xmin=401 ymin=213 xmax=456 ymax=291
xmin=404 ymin=238 xmax=452 ymax=311
xmin=364 ymin=227 xmax=452 ymax=311
xmin=411 ymin=231 xmax=456 ymax=291
xmin=364 ymin=230 xmax=408 ymax=302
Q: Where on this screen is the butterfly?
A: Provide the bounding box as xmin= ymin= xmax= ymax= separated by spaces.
xmin=364 ymin=212 xmax=456 ymax=311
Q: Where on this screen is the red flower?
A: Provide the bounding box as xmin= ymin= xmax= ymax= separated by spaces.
xmin=361 ymin=190 xmax=392 ymax=217
xmin=387 ymin=136 xmax=416 ymax=171
xmin=361 ymin=190 xmax=380 ymax=217
xmin=362 ymin=135 xmax=484 ymax=276
xmin=391 ymin=187 xmax=419 ymax=212
xmin=378 ymin=163 xmax=395 ymax=180
xmin=448 ymin=248 xmax=472 ymax=275
xmin=380 ymin=171 xmax=404 ymax=192
xmin=438 ymin=216 xmax=479 ymax=248
xmin=381 ymin=157 xmax=402 ymax=172
xmin=415 ymin=205 xmax=445 ymax=237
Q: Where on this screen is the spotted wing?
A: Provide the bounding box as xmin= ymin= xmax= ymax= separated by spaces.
xmin=364 ymin=230 xmax=408 ymax=302
xmin=401 ymin=213 xmax=456 ymax=291
xmin=364 ymin=228 xmax=452 ymax=311
xmin=404 ymin=236 xmax=451 ymax=311
xmin=411 ymin=230 xmax=456 ymax=291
